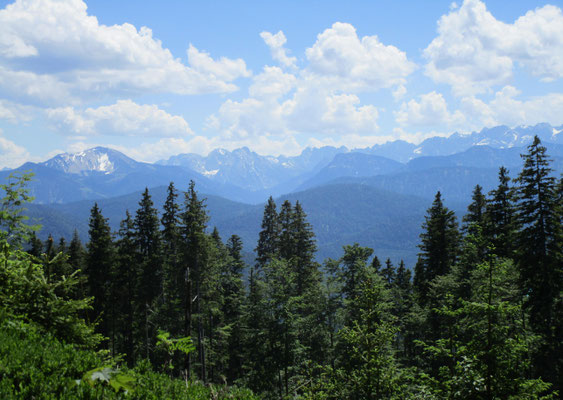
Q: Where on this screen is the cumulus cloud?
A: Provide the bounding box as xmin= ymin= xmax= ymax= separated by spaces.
xmin=395 ymin=91 xmax=465 ymax=127
xmin=187 ymin=45 xmax=251 ymax=81
xmin=0 ymin=100 xmax=34 ymax=123
xmin=305 ymin=22 xmax=416 ymax=92
xmin=248 ymin=66 xmax=297 ymax=99
xmin=0 ymin=0 xmax=250 ymax=106
xmin=0 ymin=130 xmax=30 ymax=169
xmin=47 ymin=100 xmax=192 ymax=137
xmin=260 ymin=31 xmax=297 ymax=69
xmin=207 ymin=22 xmax=417 ymax=149
xmin=461 ymin=86 xmax=563 ymax=128
xmin=425 ymin=0 xmax=563 ymax=95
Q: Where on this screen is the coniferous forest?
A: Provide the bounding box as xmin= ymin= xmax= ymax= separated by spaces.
xmin=1 ymin=136 xmax=561 ymax=398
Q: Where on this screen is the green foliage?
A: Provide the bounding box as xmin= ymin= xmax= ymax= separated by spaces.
xmin=0 ymin=312 xmax=103 ymax=399
xmin=0 ymin=243 xmax=100 ymax=347
xmin=156 ymin=330 xmax=195 ymax=373
xmin=0 ymin=171 xmax=39 ymax=247
xmin=81 ymin=366 xmax=136 ymax=395
xmin=0 ymin=313 xmax=257 ymax=399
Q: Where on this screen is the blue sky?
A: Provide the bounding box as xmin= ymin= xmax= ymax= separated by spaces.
xmin=0 ymin=0 xmax=562 ymax=168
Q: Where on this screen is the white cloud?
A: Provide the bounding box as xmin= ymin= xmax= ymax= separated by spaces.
xmin=260 ymin=31 xmax=297 ymax=69
xmin=248 ymin=66 xmax=297 ymax=99
xmin=105 ymin=133 xmax=304 ymax=162
xmin=395 ymin=91 xmax=465 ymax=127
xmin=285 ymin=89 xmax=379 ymax=134
xmin=392 ymin=85 xmax=407 ymax=101
xmin=424 ymin=0 xmax=563 ymax=95
xmin=187 ymin=44 xmax=251 ymax=81
xmin=208 ymin=22 xmax=416 ymax=144
xmin=392 ymin=127 xmax=451 ymax=144
xmin=305 ymin=22 xmax=416 ymax=92
xmin=0 ymin=0 xmax=249 ymax=106
xmin=0 ymin=130 xmax=30 ymax=169
xmin=47 ymin=100 xmax=192 ymax=137
xmin=461 ymin=86 xmax=563 ymax=128
xmin=306 ymin=133 xmax=393 ymax=150
xmin=208 ymin=83 xmax=380 ymax=140
xmin=0 ymin=100 xmax=34 ymax=123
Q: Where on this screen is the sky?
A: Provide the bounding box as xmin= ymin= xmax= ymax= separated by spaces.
xmin=0 ymin=0 xmax=562 ymax=168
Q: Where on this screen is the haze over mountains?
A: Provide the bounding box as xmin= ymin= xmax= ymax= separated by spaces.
xmin=4 ymin=123 xmax=563 ymax=264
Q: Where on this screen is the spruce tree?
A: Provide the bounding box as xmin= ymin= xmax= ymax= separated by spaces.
xmin=112 ymin=210 xmax=138 ymax=363
xmin=292 ymin=201 xmax=318 ymax=295
xmin=224 ymin=235 xmax=246 ymax=382
xmin=255 ymin=196 xmax=279 ymax=269
xmin=381 ymin=258 xmax=396 ymax=287
xmin=160 ymin=182 xmax=183 ymax=338
xmin=180 ymin=180 xmax=209 ymax=380
xmin=278 ymin=200 xmax=295 ymax=262
xmin=462 ymin=184 xmax=486 ymax=235
xmin=85 ymin=203 xmax=114 ymax=338
xmin=485 ymin=167 xmax=517 ymax=259
xmin=414 ymin=191 xmax=460 ymax=305
xmin=514 ymin=136 xmax=562 ymax=391
xmin=28 ymin=231 xmax=43 ymax=257
xmin=68 ymin=229 xmax=84 ymax=272
xmin=134 ymin=188 xmax=163 ymax=360
xmin=371 ymin=255 xmax=382 ymax=273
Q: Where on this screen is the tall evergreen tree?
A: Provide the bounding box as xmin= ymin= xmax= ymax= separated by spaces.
xmin=134 ymin=188 xmax=163 ymax=360
xmin=514 ymin=136 xmax=562 ymax=391
xmin=292 ymin=201 xmax=318 ymax=295
xmin=85 ymin=203 xmax=114 ymax=338
xmin=109 ymin=211 xmax=137 ymax=363
xmin=370 ymin=255 xmax=382 ymax=273
xmin=68 ymin=229 xmax=84 ymax=272
xmin=27 ymin=231 xmax=43 ymax=257
xmin=485 ymin=167 xmax=517 ymax=259
xmin=414 ymin=191 xmax=460 ymax=305
xmin=255 ymin=196 xmax=279 ymax=269
xmin=160 ymin=182 xmax=183 ymax=338
xmin=339 ymin=244 xmax=374 ymax=302
xmin=381 ymin=258 xmax=395 ymax=287
xmin=462 ymin=185 xmax=486 ymax=235
xmin=278 ymin=200 xmax=295 ymax=262
xmin=180 ymin=180 xmax=209 ymax=380
xmin=223 ymin=235 xmax=246 ymax=383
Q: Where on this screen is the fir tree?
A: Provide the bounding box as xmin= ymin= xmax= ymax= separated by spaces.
xmin=414 ymin=191 xmax=460 ymax=305
xmin=134 ymin=188 xmax=163 ymax=360
xmin=224 ymin=235 xmax=246 ymax=383
xmin=112 ymin=211 xmax=138 ymax=363
xmin=514 ymin=136 xmax=562 ymax=391
xmin=28 ymin=231 xmax=43 ymax=257
xmin=462 ymin=184 xmax=486 ymax=235
xmin=255 ymin=196 xmax=279 ymax=269
xmin=381 ymin=258 xmax=396 ymax=287
xmin=180 ymin=180 xmax=209 ymax=380
xmin=371 ymin=255 xmax=382 ymax=273
xmin=159 ymin=182 xmax=183 ymax=339
xmin=278 ymin=200 xmax=295 ymax=262
xmin=85 ymin=203 xmax=114 ymax=338
xmin=292 ymin=201 xmax=318 ymax=295
xmin=485 ymin=167 xmax=517 ymax=259
xmin=68 ymin=229 xmax=84 ymax=272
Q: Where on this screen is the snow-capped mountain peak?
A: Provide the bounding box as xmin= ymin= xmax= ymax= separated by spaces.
xmin=42 ymin=147 xmax=136 ymax=175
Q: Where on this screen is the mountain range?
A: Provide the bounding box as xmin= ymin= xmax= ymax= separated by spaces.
xmin=3 ymin=123 xmax=562 ymax=265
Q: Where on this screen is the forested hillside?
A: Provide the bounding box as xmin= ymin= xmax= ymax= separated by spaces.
xmin=1 ymin=136 xmax=561 ymax=398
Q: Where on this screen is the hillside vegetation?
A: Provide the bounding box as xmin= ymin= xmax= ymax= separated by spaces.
xmin=1 ymin=136 xmax=561 ymax=399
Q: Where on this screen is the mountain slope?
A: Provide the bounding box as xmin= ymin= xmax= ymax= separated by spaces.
xmin=297 ymin=153 xmax=404 ymax=191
